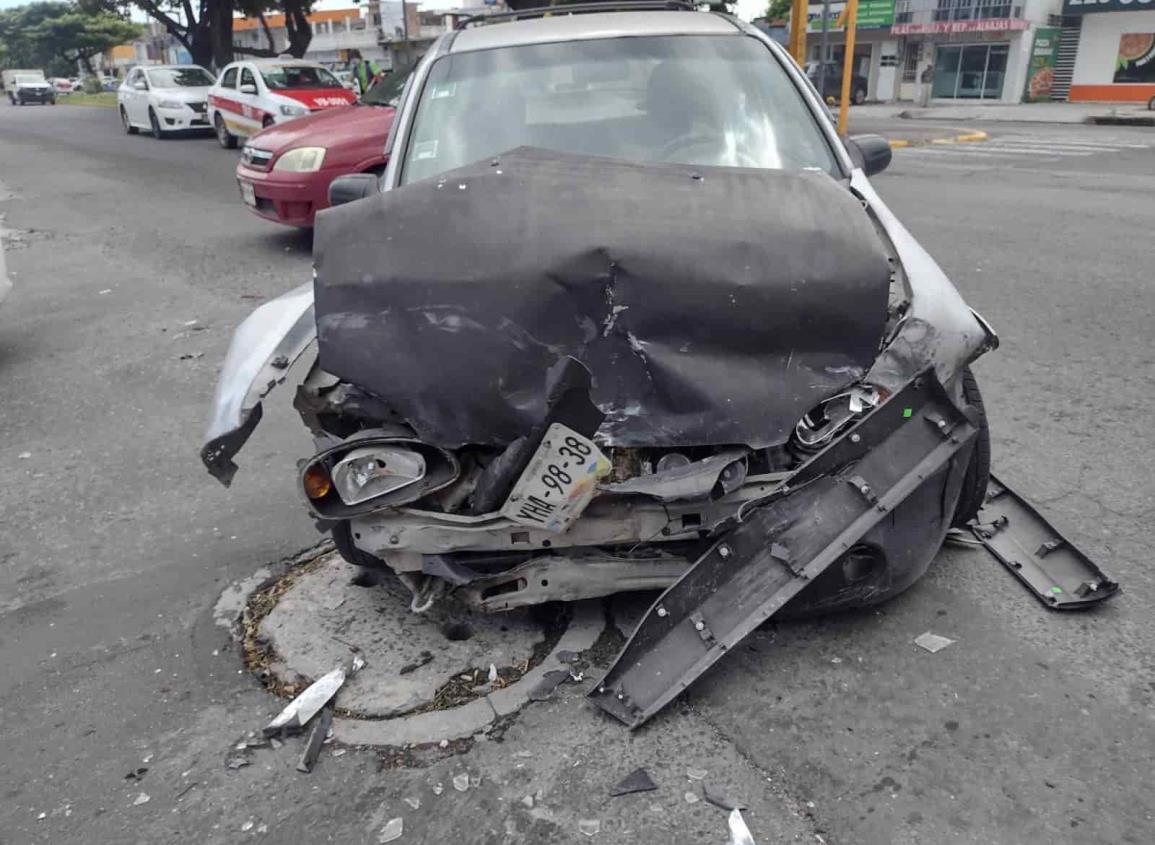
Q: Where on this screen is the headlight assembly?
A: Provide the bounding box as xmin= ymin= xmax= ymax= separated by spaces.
xmin=273 ymin=146 xmax=326 ymax=173
xmin=279 ymin=103 xmax=307 ymax=117
xmin=156 ymin=98 xmax=185 ymax=109
xmin=331 ymin=446 xmax=426 ymax=505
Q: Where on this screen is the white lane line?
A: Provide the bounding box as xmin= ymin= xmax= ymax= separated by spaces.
xmin=990 ymin=140 xmax=1138 ymax=151
xmin=996 ymin=138 xmax=1153 ymax=149
xmin=902 ymin=145 xmax=1092 ymax=157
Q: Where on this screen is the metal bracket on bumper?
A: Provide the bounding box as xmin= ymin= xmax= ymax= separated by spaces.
xmin=970 ymin=476 xmax=1120 ymax=609
xmin=588 ymin=372 xmax=979 ymax=729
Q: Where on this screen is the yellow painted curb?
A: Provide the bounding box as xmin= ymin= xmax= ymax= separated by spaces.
xmin=889 ymin=129 xmax=988 ymax=149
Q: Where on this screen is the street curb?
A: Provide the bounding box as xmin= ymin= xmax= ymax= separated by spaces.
xmin=889 ymin=129 xmax=988 ymax=149
xmin=332 ymin=600 xmax=605 ymax=747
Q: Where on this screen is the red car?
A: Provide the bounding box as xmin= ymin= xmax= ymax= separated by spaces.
xmin=234 ymin=73 xmax=405 ymax=227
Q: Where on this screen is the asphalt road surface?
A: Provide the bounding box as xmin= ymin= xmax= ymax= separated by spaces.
xmin=2 ymin=103 xmax=1153 ymax=845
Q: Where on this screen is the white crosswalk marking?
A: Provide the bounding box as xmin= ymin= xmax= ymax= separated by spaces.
xmin=895 ymin=134 xmax=1152 ymax=164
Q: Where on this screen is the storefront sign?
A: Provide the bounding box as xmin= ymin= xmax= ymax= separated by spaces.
xmin=891 ymin=18 xmax=1030 ymax=35
xmin=1114 ymin=32 xmax=1155 ymax=82
xmin=1063 ymin=0 xmax=1154 ymax=14
xmin=807 ymin=0 xmax=895 ymax=31
xmin=1023 ymin=26 xmax=1062 ymax=101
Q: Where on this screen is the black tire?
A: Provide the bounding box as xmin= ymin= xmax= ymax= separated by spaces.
xmin=149 ymin=108 xmax=165 ymax=139
xmin=214 ymin=113 xmax=237 ymax=149
xmin=952 ymin=366 xmax=991 ymax=527
xmin=120 ymin=106 xmax=138 ymax=134
xmin=331 ymin=521 xmax=388 ymax=570
xmin=854 ymin=87 xmax=867 ymax=105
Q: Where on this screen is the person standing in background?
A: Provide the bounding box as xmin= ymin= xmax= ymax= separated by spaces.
xmin=348 ymin=49 xmax=381 ymax=98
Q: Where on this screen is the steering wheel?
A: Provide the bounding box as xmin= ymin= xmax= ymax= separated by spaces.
xmin=658 ymin=132 xmax=761 ymax=169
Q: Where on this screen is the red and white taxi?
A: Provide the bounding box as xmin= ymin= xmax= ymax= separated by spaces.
xmin=207 ymin=59 xmax=356 ymax=149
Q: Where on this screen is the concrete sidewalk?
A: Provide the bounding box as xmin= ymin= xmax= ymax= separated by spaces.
xmin=853 ymin=101 xmax=1154 ymax=126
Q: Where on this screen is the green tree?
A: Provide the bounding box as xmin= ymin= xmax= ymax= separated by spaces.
xmin=28 ymin=9 xmax=140 ymax=76
xmin=764 ymin=0 xmax=792 ymax=20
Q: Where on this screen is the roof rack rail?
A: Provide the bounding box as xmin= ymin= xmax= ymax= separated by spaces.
xmin=456 ymin=1 xmax=699 ymax=29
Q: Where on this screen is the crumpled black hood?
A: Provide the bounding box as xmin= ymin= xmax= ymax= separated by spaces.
xmin=313 ymin=148 xmax=892 ymax=449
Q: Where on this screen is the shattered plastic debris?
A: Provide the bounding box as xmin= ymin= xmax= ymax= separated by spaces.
xmin=488 ymin=664 xmax=498 ymax=683
xmin=609 ymin=768 xmax=658 ymax=797
xmin=703 ymin=783 xmax=748 ymax=812
xmin=513 ymin=750 xmax=533 ymax=759
xmin=578 ymin=819 xmax=601 ymax=837
xmin=727 ymin=809 xmax=756 ymax=845
xmin=528 ymin=669 xmax=572 ymax=702
xmin=432 ymin=783 xmax=444 ymax=796
xmin=241 ymin=819 xmax=255 ymax=832
xmin=263 ymin=666 xmax=346 ymax=736
xmin=438 ymin=739 xmax=449 ymax=749
xmin=686 ymin=767 xmax=708 ymax=781
xmin=403 ymin=797 xmax=421 ymax=810
xmin=521 ymin=795 xmax=535 ymax=808
xmin=351 ymin=655 xmax=366 ymax=673
xmin=452 ymin=773 xmax=470 ymax=792
xmin=914 ymin=632 xmax=955 ymax=654
xmin=378 ymin=817 xmax=404 ymax=843
xmin=296 ymin=707 xmax=333 ymax=773
xmin=226 ymin=755 xmax=250 ymax=770
xmin=469 ymin=774 xmax=482 ymax=788
xmin=684 ymin=791 xmax=700 ymax=804
xmin=132 ymin=793 xmax=151 ymax=806
xmin=124 ymin=767 xmax=148 ymax=782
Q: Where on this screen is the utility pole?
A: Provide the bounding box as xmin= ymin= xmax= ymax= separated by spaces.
xmin=788 ymin=0 xmax=808 ymax=65
xmin=837 ymin=0 xmax=859 ymax=135
xmin=818 ymin=0 xmax=831 ymax=100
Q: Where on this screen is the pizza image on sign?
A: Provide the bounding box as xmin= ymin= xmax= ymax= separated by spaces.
xmin=1114 ymin=33 xmax=1155 ymax=83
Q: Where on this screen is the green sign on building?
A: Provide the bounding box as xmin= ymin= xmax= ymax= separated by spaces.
xmin=1023 ymin=26 xmax=1062 ymax=102
xmin=856 ymin=0 xmax=896 ymax=28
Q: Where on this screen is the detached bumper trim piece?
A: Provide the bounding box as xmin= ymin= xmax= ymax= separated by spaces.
xmin=589 ymin=372 xmax=979 ymax=729
xmin=971 ymin=476 xmax=1120 ymax=610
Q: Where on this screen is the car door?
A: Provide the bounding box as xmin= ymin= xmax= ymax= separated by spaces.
xmin=235 ymin=65 xmax=264 ymax=137
xmin=126 ymin=68 xmax=149 ymax=124
xmin=210 ymin=64 xmax=240 ymax=134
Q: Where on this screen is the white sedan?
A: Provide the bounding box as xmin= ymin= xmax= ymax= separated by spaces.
xmin=118 ymin=65 xmax=216 ymax=139
xmin=206 ymin=59 xmax=355 ymax=149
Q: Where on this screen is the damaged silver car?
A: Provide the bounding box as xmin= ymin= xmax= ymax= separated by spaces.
xmin=201 ymin=4 xmax=1090 ymax=728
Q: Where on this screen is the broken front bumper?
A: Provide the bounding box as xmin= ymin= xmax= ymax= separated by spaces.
xmin=345 ymin=370 xmax=977 ymax=618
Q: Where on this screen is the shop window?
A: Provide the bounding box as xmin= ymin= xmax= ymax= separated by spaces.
xmin=895 ymin=0 xmax=913 ymax=23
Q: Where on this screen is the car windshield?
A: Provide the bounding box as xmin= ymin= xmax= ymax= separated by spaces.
xmin=147 ymin=67 xmax=214 ymax=88
xmin=260 ymin=64 xmax=341 ymax=90
xmin=401 ymin=35 xmax=837 ymax=185
xmin=361 ymin=66 xmax=410 ymax=108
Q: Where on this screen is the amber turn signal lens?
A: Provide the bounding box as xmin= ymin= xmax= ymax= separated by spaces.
xmin=303 ymin=464 xmax=333 ymax=500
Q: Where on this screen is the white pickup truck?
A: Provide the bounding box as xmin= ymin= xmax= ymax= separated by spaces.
xmin=3 ymin=69 xmax=55 ymax=105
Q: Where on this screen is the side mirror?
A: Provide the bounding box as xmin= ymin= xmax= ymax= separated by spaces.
xmin=846 ymin=134 xmax=892 ymax=177
xmin=329 ymin=173 xmax=379 ymax=207
xmin=239 ymin=83 xmax=257 ymax=95
xmin=134 ymin=81 xmax=148 ymax=91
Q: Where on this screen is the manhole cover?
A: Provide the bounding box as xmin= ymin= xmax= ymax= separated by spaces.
xmin=255 ymin=553 xmax=550 ymax=718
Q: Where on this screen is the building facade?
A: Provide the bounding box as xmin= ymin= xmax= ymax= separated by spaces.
xmin=1063 ymin=0 xmax=1155 ymax=103
xmin=803 ymin=0 xmax=1072 ymax=102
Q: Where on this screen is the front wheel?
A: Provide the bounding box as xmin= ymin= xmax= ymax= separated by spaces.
xmin=952 ymin=366 xmax=991 ymax=527
xmin=214 ymin=113 xmax=237 ymax=149
xmin=121 ymin=106 xmax=138 ymax=134
xmin=149 ymin=108 xmax=165 ymax=139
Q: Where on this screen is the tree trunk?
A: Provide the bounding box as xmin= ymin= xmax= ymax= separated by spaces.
xmin=188 ymin=20 xmax=214 ymax=69
xmin=209 ymin=0 xmax=235 ymax=67
xmin=283 ymin=0 xmax=312 ymax=59
xmin=258 ymin=11 xmax=276 ymax=53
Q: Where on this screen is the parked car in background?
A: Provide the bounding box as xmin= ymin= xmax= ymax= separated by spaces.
xmin=233 ymin=70 xmax=406 ymax=227
xmin=6 ymin=73 xmax=55 ymax=105
xmin=207 ymin=59 xmax=357 ymax=149
xmin=805 ymin=61 xmax=868 ymax=105
xmin=118 ymin=65 xmax=215 ymax=138
xmin=50 ymin=78 xmax=77 ymax=95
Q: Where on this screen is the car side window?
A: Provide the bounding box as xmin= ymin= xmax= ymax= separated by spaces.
xmin=241 ymin=68 xmax=256 ymax=89
xmin=221 ymin=66 xmax=238 ymax=89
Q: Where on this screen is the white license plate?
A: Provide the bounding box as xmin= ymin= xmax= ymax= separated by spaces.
xmin=240 ymin=180 xmax=256 ymax=206
xmin=500 ymin=423 xmax=610 ymax=533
